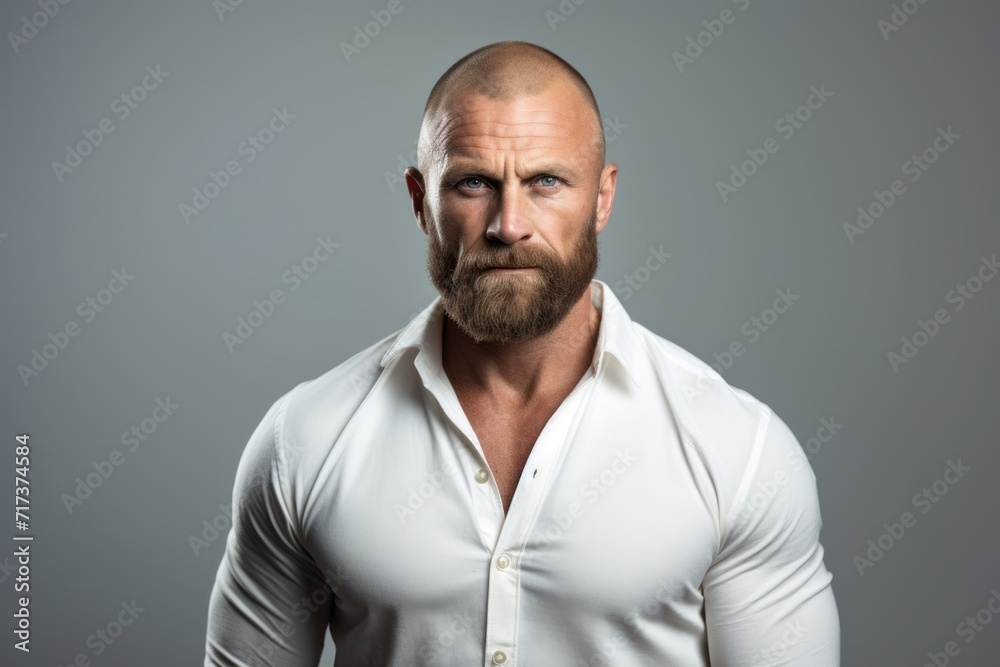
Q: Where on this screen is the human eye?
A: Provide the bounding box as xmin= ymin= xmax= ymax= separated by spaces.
xmin=459 ymin=176 xmax=488 ymax=190
xmin=536 ymin=175 xmax=560 ymax=188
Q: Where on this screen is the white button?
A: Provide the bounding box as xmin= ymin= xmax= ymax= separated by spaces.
xmin=496 ymin=555 xmax=510 ymax=570
xmin=492 ymin=650 xmax=507 ymax=664
xmin=475 ymin=468 xmax=490 ymax=483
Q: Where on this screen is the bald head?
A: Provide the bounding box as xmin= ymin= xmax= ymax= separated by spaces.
xmin=417 ymin=41 xmax=605 ymax=175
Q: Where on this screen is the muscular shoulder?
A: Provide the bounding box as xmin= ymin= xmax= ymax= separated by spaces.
xmin=632 ymin=324 xmax=815 ymax=542
xmin=274 ymin=328 xmax=402 ymax=471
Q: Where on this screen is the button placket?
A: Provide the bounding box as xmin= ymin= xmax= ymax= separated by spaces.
xmin=482 ymin=374 xmax=599 ymax=667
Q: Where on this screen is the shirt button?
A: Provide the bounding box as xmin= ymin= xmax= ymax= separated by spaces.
xmin=491 ymin=650 xmax=508 ymax=664
xmin=496 ymin=555 xmax=510 ymax=570
xmin=475 ymin=468 xmax=490 ymax=483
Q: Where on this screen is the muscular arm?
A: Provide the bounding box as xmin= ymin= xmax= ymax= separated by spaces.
xmin=205 ymin=394 xmax=332 ymax=666
xmin=703 ymin=406 xmax=840 ymax=666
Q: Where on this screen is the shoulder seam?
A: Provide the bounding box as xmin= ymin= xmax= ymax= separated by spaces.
xmin=723 ymin=402 xmax=772 ymax=540
xmin=272 ymin=385 xmax=300 ymax=540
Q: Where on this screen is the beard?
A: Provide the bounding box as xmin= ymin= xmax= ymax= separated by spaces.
xmin=427 ymin=209 xmax=599 ymax=345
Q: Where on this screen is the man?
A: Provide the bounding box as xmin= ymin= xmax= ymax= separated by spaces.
xmin=205 ymin=41 xmax=840 ymax=666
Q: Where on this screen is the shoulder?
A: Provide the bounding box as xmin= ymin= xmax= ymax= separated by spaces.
xmin=234 ymin=326 xmax=405 ymax=499
xmin=631 ymin=323 xmax=815 ymax=540
xmin=276 ymin=327 xmax=403 ymax=461
xmin=632 ymin=322 xmax=766 ymax=451
xmin=282 ymin=329 xmax=399 ymax=425
xmin=225 ymin=326 xmax=408 ymax=547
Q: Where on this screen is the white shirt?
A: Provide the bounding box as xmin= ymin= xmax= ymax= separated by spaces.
xmin=205 ymin=278 xmax=840 ymax=666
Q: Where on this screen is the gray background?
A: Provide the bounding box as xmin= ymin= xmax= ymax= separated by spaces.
xmin=2 ymin=0 xmax=998 ymax=664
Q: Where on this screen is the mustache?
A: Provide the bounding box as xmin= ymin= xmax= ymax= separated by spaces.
xmin=457 ymin=247 xmax=551 ymax=272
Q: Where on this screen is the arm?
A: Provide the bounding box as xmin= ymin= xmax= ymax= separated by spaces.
xmin=703 ymin=406 xmax=840 ymax=666
xmin=205 ymin=393 xmax=332 ymax=666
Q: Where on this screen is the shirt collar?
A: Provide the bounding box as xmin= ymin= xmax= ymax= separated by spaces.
xmin=379 ymin=279 xmax=642 ymax=387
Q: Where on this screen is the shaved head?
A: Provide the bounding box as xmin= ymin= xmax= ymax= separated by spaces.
xmin=417 ymin=41 xmax=605 ymax=175
xmin=405 ymin=41 xmax=618 ymax=346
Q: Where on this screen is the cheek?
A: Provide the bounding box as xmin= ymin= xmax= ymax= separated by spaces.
xmin=438 ymin=193 xmax=489 ymax=223
xmin=435 ymin=200 xmax=489 ymax=242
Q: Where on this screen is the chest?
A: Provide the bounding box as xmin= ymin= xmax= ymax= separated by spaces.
xmin=304 ymin=399 xmax=717 ymax=642
xmin=460 ymin=398 xmax=562 ymax=514
xmin=301 ymin=381 xmax=719 ymax=642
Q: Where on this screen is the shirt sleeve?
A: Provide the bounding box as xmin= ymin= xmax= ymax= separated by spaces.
xmin=702 ymin=405 xmax=841 ymax=666
xmin=205 ymin=392 xmax=333 ymax=666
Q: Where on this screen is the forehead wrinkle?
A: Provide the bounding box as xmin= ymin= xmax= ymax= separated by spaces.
xmin=446 ymin=131 xmax=574 ymax=148
xmin=423 ymin=100 xmax=599 ymax=175
xmin=440 ymin=115 xmax=578 ymax=144
xmin=446 ymin=104 xmax=582 ymax=128
xmin=445 ymin=139 xmax=580 ymax=162
xmin=433 ymin=97 xmax=585 ymax=141
xmin=444 ymin=141 xmax=581 ymax=170
xmin=446 ymin=120 xmax=574 ymax=139
xmin=441 ymin=119 xmax=581 ymax=157
xmin=443 ymin=132 xmax=574 ymax=154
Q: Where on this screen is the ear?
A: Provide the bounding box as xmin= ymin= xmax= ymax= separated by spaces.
xmin=404 ymin=167 xmax=427 ymax=235
xmin=595 ymin=162 xmax=618 ymax=234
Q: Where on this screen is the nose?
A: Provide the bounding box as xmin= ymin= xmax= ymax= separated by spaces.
xmin=486 ymin=186 xmax=534 ymax=245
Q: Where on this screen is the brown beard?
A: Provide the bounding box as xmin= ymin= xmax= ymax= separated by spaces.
xmin=427 ymin=210 xmax=599 ymax=345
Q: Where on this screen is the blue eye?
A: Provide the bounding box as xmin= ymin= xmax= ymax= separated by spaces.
xmin=462 ymin=177 xmax=485 ymax=189
xmin=538 ymin=176 xmax=558 ymax=187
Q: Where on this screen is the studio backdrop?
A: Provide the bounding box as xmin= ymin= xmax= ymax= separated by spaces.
xmin=2 ymin=0 xmax=998 ymax=665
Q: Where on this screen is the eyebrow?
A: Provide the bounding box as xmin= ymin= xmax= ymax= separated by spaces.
xmin=441 ymin=161 xmax=581 ymax=185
